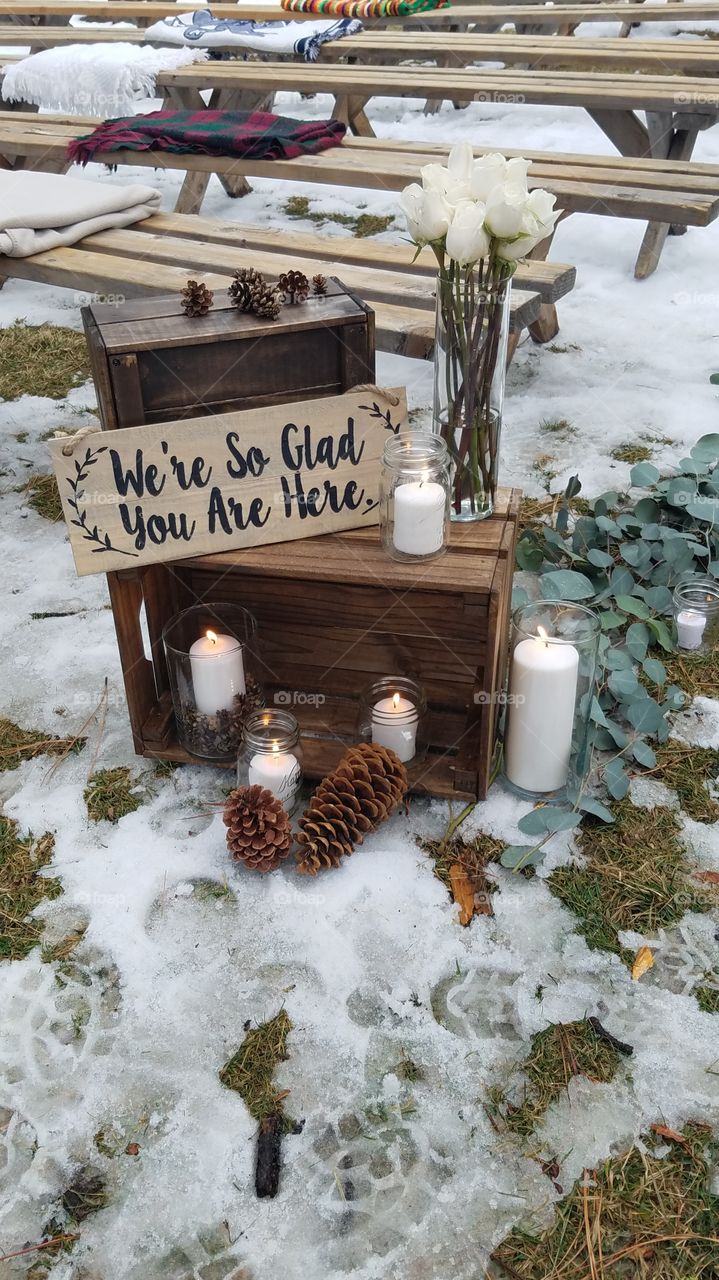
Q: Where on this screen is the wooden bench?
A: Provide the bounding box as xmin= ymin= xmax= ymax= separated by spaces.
xmin=1 ymin=24 xmax=718 ymax=76
xmin=0 ymin=209 xmax=575 ymax=356
xmin=2 ymin=111 xmax=718 ymax=278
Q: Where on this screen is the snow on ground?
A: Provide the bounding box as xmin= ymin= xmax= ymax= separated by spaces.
xmin=1 ymin=31 xmax=719 ymax=1279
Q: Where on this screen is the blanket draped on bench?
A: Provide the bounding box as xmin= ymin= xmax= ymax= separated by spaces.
xmin=144 ymin=10 xmax=362 ymax=61
xmin=281 ymin=0 xmax=449 ymax=15
xmin=68 ymin=108 xmax=347 ymax=165
xmin=0 ymin=170 xmax=161 ymax=257
xmin=1 ymin=44 xmax=207 ymax=116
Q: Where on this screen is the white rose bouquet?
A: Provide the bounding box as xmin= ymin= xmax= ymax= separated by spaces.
xmin=400 ymin=144 xmax=559 ymax=519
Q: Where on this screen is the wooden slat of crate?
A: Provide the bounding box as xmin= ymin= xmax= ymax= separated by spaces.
xmin=113 ymin=489 xmax=520 ymax=800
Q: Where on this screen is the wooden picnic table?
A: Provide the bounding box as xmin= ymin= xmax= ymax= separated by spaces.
xmin=1 ymin=23 xmax=718 ymax=75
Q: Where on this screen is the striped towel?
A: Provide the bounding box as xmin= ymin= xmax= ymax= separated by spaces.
xmin=282 ymin=0 xmax=449 ymax=15
xmin=144 ymin=11 xmax=362 ymax=61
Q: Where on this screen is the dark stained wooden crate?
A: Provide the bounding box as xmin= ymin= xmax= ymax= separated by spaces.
xmin=82 ymin=278 xmax=375 ymax=429
xmin=107 ymin=489 xmax=520 ymax=801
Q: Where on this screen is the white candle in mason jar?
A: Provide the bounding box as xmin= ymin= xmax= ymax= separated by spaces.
xmin=504 ymin=627 xmax=579 ymax=793
xmin=676 ymin=609 xmax=706 ymax=651
xmin=372 ymin=691 xmax=418 ymax=763
xmin=189 ymin=629 xmax=246 ymax=716
xmin=393 ymin=476 xmax=445 ymax=556
xmin=249 ymin=741 xmax=300 ymax=803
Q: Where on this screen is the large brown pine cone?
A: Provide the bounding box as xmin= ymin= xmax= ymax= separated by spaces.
xmin=228 ymin=266 xmax=263 ymax=312
xmin=224 ymin=784 xmax=292 ymax=873
xmin=181 ymin=279 xmax=214 ymax=317
xmin=295 ymin=743 xmax=408 ymax=876
xmin=250 ymin=279 xmax=282 ymax=321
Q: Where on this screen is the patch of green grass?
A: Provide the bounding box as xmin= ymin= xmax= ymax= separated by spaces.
xmin=548 ymin=801 xmax=715 ymax=964
xmin=547 ymin=342 xmax=581 ymax=354
xmin=654 ymin=742 xmax=719 ymax=823
xmin=394 ymin=1050 xmax=424 ymax=1083
xmin=489 ymin=1018 xmax=622 ymax=1137
xmin=23 ymin=473 xmax=63 ymax=522
xmin=0 ymin=817 xmax=61 ymax=962
xmin=662 ymin=648 xmax=719 ymax=702
xmin=0 ymin=716 xmax=85 ymax=772
xmin=518 ymin=492 xmax=590 ymax=536
xmin=531 ymin=453 xmax=559 ymax=493
xmin=282 ymin=194 xmax=393 ymax=238
xmin=695 ymin=983 xmax=719 ymax=1015
xmin=492 ymin=1123 xmax=719 ymax=1280
xmin=418 ymin=831 xmax=504 ymax=893
xmin=84 ymin=767 xmax=145 ymax=824
xmin=15 ymin=431 xmax=28 ymax=443
xmin=220 ymin=1009 xmax=293 ymax=1128
xmin=41 ymin=926 xmax=87 ymax=964
xmin=0 ymin=321 xmax=90 ymax=401
xmin=611 ymin=442 xmax=654 ymax=464
xmin=539 ymin=417 xmax=576 ymax=438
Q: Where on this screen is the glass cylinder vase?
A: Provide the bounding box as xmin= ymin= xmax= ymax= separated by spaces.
xmin=357 ymin=676 xmax=428 ymax=766
xmin=162 ymin=602 xmax=265 ymax=762
xmin=673 ymin=577 xmax=719 ymax=653
xmin=503 ymin=600 xmax=600 ymax=802
xmin=432 ymin=264 xmax=511 ymax=522
xmin=379 ymin=431 xmax=450 ymax=562
xmin=237 ymin=709 xmax=303 ymax=814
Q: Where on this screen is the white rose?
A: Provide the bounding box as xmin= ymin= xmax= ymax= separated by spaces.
xmin=445 ymin=200 xmax=490 ymax=266
xmin=496 ymin=233 xmax=540 ymax=262
xmin=484 ymin=182 xmax=529 ymax=239
xmin=447 ymin=141 xmax=474 ymax=185
xmin=495 ymin=187 xmax=560 ymax=261
xmin=420 ymin=161 xmax=469 ymax=208
xmin=468 ymin=153 xmax=509 ymax=202
xmin=400 ymin=181 xmax=452 ymax=245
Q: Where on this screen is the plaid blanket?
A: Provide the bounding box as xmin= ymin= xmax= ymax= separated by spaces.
xmin=282 ymin=0 xmax=449 ymax=15
xmin=67 ymin=109 xmax=347 ymax=166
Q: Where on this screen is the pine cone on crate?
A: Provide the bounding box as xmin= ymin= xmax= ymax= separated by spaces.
xmin=250 ymin=279 xmax=282 ymax=321
xmin=279 ymin=269 xmax=310 ymax=305
xmin=181 ymin=279 xmax=214 ymax=318
xmin=295 ymin=743 xmax=408 ymax=876
xmin=228 ymin=266 xmax=263 ymax=312
xmin=224 ymin=784 xmax=293 ymax=873
xmin=312 ymin=274 xmax=328 ymax=296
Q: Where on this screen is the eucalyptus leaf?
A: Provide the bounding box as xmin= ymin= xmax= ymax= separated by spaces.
xmin=643 ymin=585 xmax=674 ymax=614
xmin=511 ymin=585 xmax=529 ymax=610
xmin=626 ymin=698 xmax=665 ymax=734
xmin=539 ymin=569 xmax=596 ymax=601
xmin=686 ymin=497 xmax=719 ymax=525
xmin=517 ymin=809 xmax=553 ymax=836
xmin=610 ymin=567 xmax=636 ymax=596
xmin=608 ymin=669 xmax=641 ymax=699
xmin=647 ymin=618 xmax=674 ymax=653
xmin=587 ymin=548 xmax=615 ymax=569
xmin=596 ymin=515 xmax=622 ymax=535
xmin=604 ymin=647 xmax=633 ymax=671
xmin=573 ymin=795 xmax=615 ymax=823
xmin=626 ymin=622 xmax=649 ymax=661
xmin=500 ymin=844 xmax=544 ymax=869
xmin=632 ymin=740 xmax=657 ymax=769
xmin=634 ymin=498 xmax=660 ymax=523
xmin=604 ymin=759 xmax=629 ymax=800
xmin=614 ymin=594 xmax=650 ymax=619
xmin=690 ymin=433 xmax=719 ymax=462
xmin=630 ymin=462 xmax=660 ymax=487
xmin=600 ymin=610 xmax=626 ymax=630
xmin=516 ymin=540 xmax=544 ymax=573
xmin=642 ymin=656 xmax=666 ymax=685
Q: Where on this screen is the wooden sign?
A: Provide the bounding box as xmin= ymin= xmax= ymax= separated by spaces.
xmin=48 ymin=387 xmax=407 ymax=576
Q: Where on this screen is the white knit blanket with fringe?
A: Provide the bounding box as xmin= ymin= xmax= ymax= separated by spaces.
xmin=1 ymin=44 xmax=208 ymax=116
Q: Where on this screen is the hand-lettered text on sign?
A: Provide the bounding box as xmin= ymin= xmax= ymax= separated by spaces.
xmin=48 ymin=388 xmax=407 ymax=576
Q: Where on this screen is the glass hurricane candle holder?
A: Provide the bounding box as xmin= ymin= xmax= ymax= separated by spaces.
xmin=162 ymin=602 xmax=264 ymax=762
xmin=357 ymin=676 xmax=428 ymax=766
xmin=673 ymin=578 xmax=719 ymax=653
xmin=237 ymin=709 xmax=304 ymax=814
xmin=379 ymin=431 xmax=450 ymax=562
xmin=502 ymin=600 xmax=600 ymax=802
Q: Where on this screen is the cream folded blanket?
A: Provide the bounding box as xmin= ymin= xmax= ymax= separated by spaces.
xmin=1 ymin=43 xmax=207 ymax=115
xmin=0 ymin=170 xmax=161 ymax=257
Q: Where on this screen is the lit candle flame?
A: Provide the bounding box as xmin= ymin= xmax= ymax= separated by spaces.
xmin=392 ymin=692 xmax=401 ymax=710
xmin=537 ymin=626 xmax=550 ymax=647
xmin=272 ymin=741 xmax=280 ymax=755
xmin=206 ymin=629 xmax=218 ymax=646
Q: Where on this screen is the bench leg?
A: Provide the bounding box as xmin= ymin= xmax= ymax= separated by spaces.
xmin=164 ymin=84 xmax=254 ymax=207
xmin=634 ymin=122 xmax=699 ymax=279
xmin=332 ymin=94 xmax=375 ymax=137
xmin=527 ymin=223 xmax=563 ymax=345
xmin=175 ymin=170 xmax=212 ymax=216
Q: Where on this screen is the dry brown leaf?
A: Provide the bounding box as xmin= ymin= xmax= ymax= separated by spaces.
xmin=631 ymin=945 xmax=655 ymax=981
xmin=650 ymin=1123 xmax=690 ymax=1148
xmin=449 ymin=863 xmax=476 ymax=927
xmin=694 ymin=870 xmax=719 ymax=884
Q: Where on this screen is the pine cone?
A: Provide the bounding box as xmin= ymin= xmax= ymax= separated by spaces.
xmin=229 ymin=266 xmax=263 ymax=312
xmin=181 ymin=279 xmax=214 ymax=317
xmin=279 ymin=269 xmax=310 ymax=305
xmin=312 ymin=274 xmax=328 ymax=296
xmin=295 ymin=743 xmax=408 ymax=876
xmin=224 ymin=784 xmax=292 ymax=873
xmin=250 ymin=279 xmax=282 ymax=321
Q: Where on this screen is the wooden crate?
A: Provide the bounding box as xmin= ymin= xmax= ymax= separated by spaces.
xmin=82 ymin=278 xmax=375 ymax=429
xmin=107 ymin=489 xmax=520 ymax=801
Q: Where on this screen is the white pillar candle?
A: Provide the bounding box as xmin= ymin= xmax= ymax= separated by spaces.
xmin=189 ymin=629 xmax=246 ymax=716
xmin=676 ymin=609 xmax=707 ymax=651
xmin=393 ymin=477 xmax=446 ymax=556
xmin=372 ymin=691 xmax=418 ymax=763
xmin=248 ymin=743 xmax=301 ymax=803
xmin=504 ymin=628 xmax=579 ymax=793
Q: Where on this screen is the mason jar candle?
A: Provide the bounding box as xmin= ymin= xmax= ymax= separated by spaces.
xmin=237 ymin=709 xmax=303 ymax=814
xmin=673 ymin=578 xmax=719 ymax=653
xmin=357 ymin=676 xmax=427 ymax=766
xmin=379 ymin=432 xmax=450 ymax=562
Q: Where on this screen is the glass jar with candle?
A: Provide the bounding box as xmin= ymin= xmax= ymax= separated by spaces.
xmin=163 ymin=602 xmax=265 ymax=762
xmin=673 ymin=578 xmax=719 ymax=654
xmin=503 ymin=600 xmax=600 ymax=802
xmin=357 ymin=677 xmax=427 ymax=767
xmin=379 ymin=432 xmax=450 ymax=562
xmin=237 ymin=709 xmax=303 ymax=814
